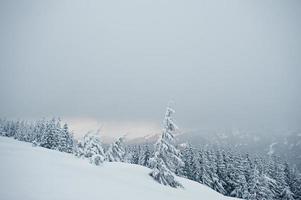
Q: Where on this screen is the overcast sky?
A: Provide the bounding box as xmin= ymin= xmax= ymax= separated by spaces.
xmin=0 ymin=0 xmax=300 ymax=138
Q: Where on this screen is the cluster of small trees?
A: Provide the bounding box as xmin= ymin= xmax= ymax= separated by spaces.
xmin=0 ymin=118 xmax=74 ymax=153
xmin=0 ymin=118 xmax=126 ymax=166
xmin=127 ymin=144 xmax=151 ymax=167
xmin=75 ymin=131 xmax=106 ymax=165
xmin=75 ymin=131 xmax=126 ymax=165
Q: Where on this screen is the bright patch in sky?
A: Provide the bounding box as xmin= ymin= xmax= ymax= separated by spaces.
xmin=64 ymin=117 xmax=161 ymax=140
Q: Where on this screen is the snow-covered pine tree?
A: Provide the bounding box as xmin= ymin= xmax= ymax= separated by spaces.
xmin=77 ymin=131 xmax=106 ymax=165
xmin=32 ymin=119 xmax=45 ymax=146
xmin=229 ymin=154 xmax=249 ymax=198
xmin=106 ymin=137 xmax=126 ymax=162
xmin=0 ymin=119 xmax=4 ymax=136
xmin=212 ymin=174 xmax=227 ymax=195
xmin=274 ymin=161 xmax=290 ymax=199
xmin=40 ymin=119 xmax=54 ymax=149
xmin=14 ymin=120 xmax=23 ymax=141
xmin=58 ymin=123 xmax=68 ymax=152
xmin=26 ymin=122 xmax=36 ymax=143
xmin=75 ymin=138 xmax=85 ymax=158
xmin=149 ymin=106 xmax=184 ymax=188
xmin=283 ymin=162 xmax=298 ymax=200
xmin=40 ymin=118 xmax=60 ymax=150
xmin=7 ymin=120 xmax=16 ymax=137
xmin=280 ymin=186 xmax=295 ymax=200
xmin=248 ymin=165 xmax=261 ymax=200
xmin=130 ymin=145 xmax=140 ymax=164
xmin=223 ymin=153 xmax=246 ymax=196
xmin=258 ymin=174 xmax=275 ymax=200
xmin=12 ymin=120 xmax=20 ymax=139
xmin=241 ymin=154 xmax=252 ymax=183
xmin=207 ymin=150 xmax=227 ymax=195
xmin=66 ymin=127 xmax=75 ymax=153
xmin=58 ymin=123 xmax=74 ymax=153
xmin=198 ymin=149 xmax=213 ymax=187
xmin=123 ymin=145 xmax=134 ymax=163
xmin=248 ymin=162 xmax=275 ymax=200
xmin=4 ymin=120 xmax=11 ymax=137
xmin=216 ymin=149 xmax=228 ymax=190
xmin=181 ymin=145 xmax=195 ymax=180
xmin=264 ymin=174 xmax=278 ymax=199
xmin=291 ymin=172 xmax=301 ymax=200
xmin=266 ymin=155 xmax=292 ymax=199
xmin=54 ymin=119 xmax=63 ymax=150
xmin=138 ymin=144 xmax=151 ymax=167
xmin=230 ymin=173 xmax=248 ymax=198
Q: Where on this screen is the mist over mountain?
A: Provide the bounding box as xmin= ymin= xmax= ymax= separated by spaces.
xmin=128 ymin=129 xmax=301 ymax=171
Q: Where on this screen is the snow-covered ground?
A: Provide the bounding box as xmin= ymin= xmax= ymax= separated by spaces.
xmin=0 ymin=136 xmax=237 ymax=200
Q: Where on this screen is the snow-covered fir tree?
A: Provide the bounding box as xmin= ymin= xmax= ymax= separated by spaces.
xmin=216 ymin=149 xmax=228 ymax=194
xmin=0 ymin=119 xmax=5 ymax=136
xmin=291 ymin=172 xmax=301 ymax=200
xmin=58 ymin=123 xmax=74 ymax=153
xmin=76 ymin=131 xmax=105 ymax=165
xmin=32 ymin=119 xmax=46 ymax=146
xmin=129 ymin=145 xmax=140 ymax=164
xmin=207 ymin=150 xmax=227 ymax=195
xmin=181 ymin=145 xmax=197 ymax=180
xmin=138 ymin=144 xmax=151 ymax=167
xmin=40 ymin=118 xmax=60 ymax=150
xmin=128 ymin=144 xmax=152 ymax=167
xmin=106 ymin=137 xmax=126 ymax=162
xmin=228 ymin=154 xmax=249 ymax=198
xmin=200 ymin=149 xmax=215 ymax=187
xmin=149 ymin=106 xmax=184 ymax=188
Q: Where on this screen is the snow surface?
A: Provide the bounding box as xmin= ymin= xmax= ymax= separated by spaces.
xmin=0 ymin=136 xmax=237 ymax=200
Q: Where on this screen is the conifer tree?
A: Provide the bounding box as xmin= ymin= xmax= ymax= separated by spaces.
xmin=139 ymin=144 xmax=151 ymax=167
xmin=130 ymin=145 xmax=140 ymax=164
xmin=280 ymin=186 xmax=295 ymax=200
xmin=149 ymin=106 xmax=184 ymax=188
xmin=77 ymin=131 xmax=106 ymax=165
xmin=58 ymin=123 xmax=74 ymax=153
xmin=106 ymin=137 xmax=126 ymax=162
xmin=199 ymin=149 xmax=214 ymax=187
xmin=182 ymin=145 xmax=195 ymax=180
xmin=40 ymin=118 xmax=57 ymax=149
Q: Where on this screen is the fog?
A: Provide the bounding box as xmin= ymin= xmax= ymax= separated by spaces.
xmin=0 ymin=0 xmax=300 ymax=137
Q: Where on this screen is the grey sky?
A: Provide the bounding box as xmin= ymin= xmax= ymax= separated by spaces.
xmin=0 ymin=0 xmax=300 ymax=137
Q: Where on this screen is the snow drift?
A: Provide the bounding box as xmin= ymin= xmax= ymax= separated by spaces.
xmin=0 ymin=136 xmax=237 ymax=200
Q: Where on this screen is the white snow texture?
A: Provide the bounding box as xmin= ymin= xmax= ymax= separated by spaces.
xmin=0 ymin=136 xmax=237 ymax=200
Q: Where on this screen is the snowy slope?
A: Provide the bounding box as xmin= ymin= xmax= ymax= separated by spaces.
xmin=0 ymin=136 xmax=237 ymax=200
